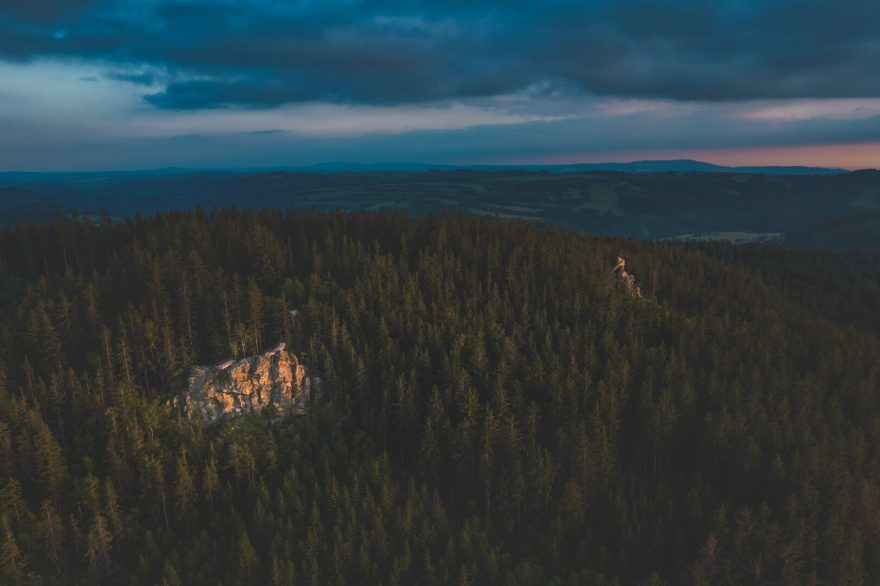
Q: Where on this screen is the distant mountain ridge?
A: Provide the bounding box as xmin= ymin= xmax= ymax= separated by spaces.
xmin=0 ymin=159 xmax=851 ymax=179
xmin=282 ymin=159 xmax=849 ymax=176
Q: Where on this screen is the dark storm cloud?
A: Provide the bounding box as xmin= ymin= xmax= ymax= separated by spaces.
xmin=1 ymin=0 xmax=879 ymax=108
xmin=107 ymin=70 xmax=160 ymax=85
xmin=0 ymin=0 xmax=102 ymax=23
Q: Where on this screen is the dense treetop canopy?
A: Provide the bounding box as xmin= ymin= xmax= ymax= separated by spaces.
xmin=1 ymin=209 xmax=880 ymax=584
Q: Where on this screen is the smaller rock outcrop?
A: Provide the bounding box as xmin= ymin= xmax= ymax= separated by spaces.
xmin=612 ymin=256 xmax=642 ymax=297
xmin=173 ymin=344 xmax=316 ymax=424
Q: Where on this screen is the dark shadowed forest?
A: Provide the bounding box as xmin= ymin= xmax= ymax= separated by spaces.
xmin=2 ymin=210 xmax=880 ymax=584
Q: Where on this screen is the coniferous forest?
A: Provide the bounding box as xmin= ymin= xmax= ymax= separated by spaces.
xmin=2 ymin=209 xmax=880 ymax=585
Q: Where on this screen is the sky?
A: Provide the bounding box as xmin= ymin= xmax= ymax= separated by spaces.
xmin=1 ymin=0 xmax=879 ymax=171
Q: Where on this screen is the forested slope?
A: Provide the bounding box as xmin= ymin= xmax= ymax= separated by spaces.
xmin=1 ymin=210 xmax=879 ymax=585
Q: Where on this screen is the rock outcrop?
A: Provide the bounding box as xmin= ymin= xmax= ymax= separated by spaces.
xmin=612 ymin=256 xmax=642 ymax=297
xmin=173 ymin=343 xmax=314 ymax=424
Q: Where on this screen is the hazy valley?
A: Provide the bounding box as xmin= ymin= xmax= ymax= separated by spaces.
xmin=3 ymin=165 xmax=880 ymax=252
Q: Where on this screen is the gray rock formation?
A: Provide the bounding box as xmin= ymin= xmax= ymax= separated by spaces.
xmin=612 ymin=256 xmax=642 ymax=297
xmin=173 ymin=343 xmax=315 ymax=424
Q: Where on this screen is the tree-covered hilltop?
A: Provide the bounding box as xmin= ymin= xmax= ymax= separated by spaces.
xmin=1 ymin=210 xmax=879 ymax=585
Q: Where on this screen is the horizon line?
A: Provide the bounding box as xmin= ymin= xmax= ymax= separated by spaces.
xmin=2 ymin=158 xmax=875 ymax=175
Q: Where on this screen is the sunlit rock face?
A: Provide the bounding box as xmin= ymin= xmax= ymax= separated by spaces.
xmin=613 ymin=256 xmax=642 ymax=298
xmin=173 ymin=344 xmax=311 ymax=424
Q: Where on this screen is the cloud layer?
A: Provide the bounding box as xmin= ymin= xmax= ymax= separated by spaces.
xmin=2 ymin=0 xmax=880 ymax=109
xmin=1 ymin=1 xmax=879 ymax=170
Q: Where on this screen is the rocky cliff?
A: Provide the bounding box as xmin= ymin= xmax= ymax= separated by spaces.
xmin=612 ymin=256 xmax=642 ymax=297
xmin=173 ymin=343 xmax=314 ymax=424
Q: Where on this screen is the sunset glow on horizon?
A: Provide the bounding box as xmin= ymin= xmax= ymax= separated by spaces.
xmin=544 ymin=143 xmax=880 ymax=171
